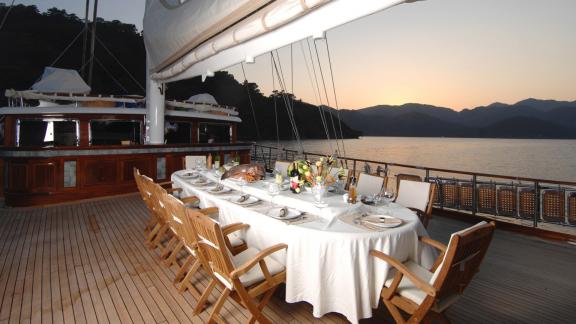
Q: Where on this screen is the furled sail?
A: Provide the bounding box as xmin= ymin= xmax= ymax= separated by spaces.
xmin=144 ymin=0 xmax=420 ymax=82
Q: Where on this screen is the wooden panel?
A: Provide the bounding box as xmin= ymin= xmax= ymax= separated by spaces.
xmin=0 ymin=159 xmax=3 ymax=197
xmin=8 ymin=162 xmax=28 ymax=191
xmin=121 ymin=158 xmax=153 ymax=182
xmin=30 ymin=162 xmax=57 ymax=191
xmin=83 ymin=159 xmax=117 ymax=186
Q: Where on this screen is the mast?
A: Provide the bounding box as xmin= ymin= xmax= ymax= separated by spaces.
xmin=87 ymin=0 xmax=98 ymax=88
xmin=81 ymin=0 xmax=90 ymax=79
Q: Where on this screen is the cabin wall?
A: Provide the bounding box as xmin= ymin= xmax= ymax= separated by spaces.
xmin=1 ymin=144 xmax=251 ymax=206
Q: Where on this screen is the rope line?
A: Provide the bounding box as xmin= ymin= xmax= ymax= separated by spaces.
xmin=0 ymin=0 xmax=16 ymax=31
xmin=324 ymin=36 xmax=347 ymax=157
xmin=240 ymin=62 xmax=261 ymax=141
xmin=270 ymin=54 xmax=280 ymax=152
xmin=94 ymin=56 xmax=128 ymax=93
xmin=305 ymin=38 xmax=334 ymax=153
xmin=313 ymin=38 xmax=341 ymax=155
xmin=49 ymin=27 xmax=86 ymax=67
xmin=95 ymin=35 xmax=145 ymax=92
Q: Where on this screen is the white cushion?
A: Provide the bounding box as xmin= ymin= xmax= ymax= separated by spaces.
xmin=384 ymin=260 xmax=433 ymax=305
xmin=227 ymin=233 xmax=245 ymax=247
xmin=231 ymin=247 xmax=285 ymax=288
xmin=429 ymin=221 xmax=488 ymax=284
xmin=274 ymin=161 xmax=291 ymax=177
xmin=356 ymin=173 xmax=385 ymax=196
xmin=185 ymin=155 xmax=206 ymax=169
xmin=395 ymin=180 xmax=431 ymax=211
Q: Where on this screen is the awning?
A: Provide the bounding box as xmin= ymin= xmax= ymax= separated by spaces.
xmin=144 ymin=0 xmax=421 ymax=82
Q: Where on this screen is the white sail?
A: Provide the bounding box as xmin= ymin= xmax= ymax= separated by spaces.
xmin=144 ymin=0 xmax=421 ymax=82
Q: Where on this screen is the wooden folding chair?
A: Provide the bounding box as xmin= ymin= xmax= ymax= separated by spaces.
xmin=371 ymin=221 xmax=495 ymax=323
xmin=160 ymin=192 xmax=250 ymax=295
xmin=188 ymin=210 xmax=287 ymax=323
xmin=396 ymin=179 xmax=437 ymax=229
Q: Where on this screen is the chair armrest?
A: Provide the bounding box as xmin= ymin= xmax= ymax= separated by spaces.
xmin=231 ymin=243 xmax=288 ymax=278
xmin=156 ymin=180 xmax=174 ymax=186
xmin=222 ymin=223 xmax=250 ymax=235
xmin=199 ymin=207 xmax=219 ymax=216
xmin=418 ymin=236 xmax=446 ymax=253
xmin=370 ymin=250 xmax=436 ymax=297
xmin=180 ymin=196 xmax=199 ymax=204
xmin=166 ymin=187 xmax=182 ymax=193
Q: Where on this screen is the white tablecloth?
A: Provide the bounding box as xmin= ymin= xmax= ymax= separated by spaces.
xmin=172 ymin=170 xmax=436 ymax=323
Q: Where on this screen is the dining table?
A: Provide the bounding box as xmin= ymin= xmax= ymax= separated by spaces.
xmin=171 ymin=169 xmax=436 ymax=323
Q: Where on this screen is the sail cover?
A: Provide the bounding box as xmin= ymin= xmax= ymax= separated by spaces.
xmin=144 ymin=0 xmax=419 ymax=82
xmin=31 ymin=67 xmax=91 ymax=94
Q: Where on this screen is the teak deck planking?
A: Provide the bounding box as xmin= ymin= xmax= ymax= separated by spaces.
xmin=0 ymin=194 xmax=575 ymax=324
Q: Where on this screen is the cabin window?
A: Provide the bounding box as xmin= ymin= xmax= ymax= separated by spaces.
xmin=198 ymin=123 xmax=231 ymax=144
xmin=0 ymin=117 xmax=4 ymax=146
xmin=165 ymin=121 xmax=192 ymax=144
xmin=89 ymin=120 xmax=141 ymax=145
xmin=17 ymin=119 xmax=79 ymax=147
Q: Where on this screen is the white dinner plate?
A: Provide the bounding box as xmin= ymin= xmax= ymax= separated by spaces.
xmin=228 ymin=195 xmax=260 ymax=206
xmin=191 ymin=178 xmax=210 ymax=186
xmin=181 ymin=172 xmax=199 ymax=179
xmin=208 ymin=186 xmax=232 ymax=194
xmin=362 ymin=215 xmax=402 ymax=228
xmin=267 ymin=207 xmax=301 ymax=220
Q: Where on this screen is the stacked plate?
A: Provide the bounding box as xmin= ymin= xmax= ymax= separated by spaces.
xmin=361 ymin=215 xmax=402 ymax=229
xmin=228 ymin=194 xmax=260 ymax=206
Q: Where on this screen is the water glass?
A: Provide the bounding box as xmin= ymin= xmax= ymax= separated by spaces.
xmin=268 ymin=182 xmax=280 ymax=206
xmin=382 ymin=191 xmax=395 ymax=206
xmin=312 ymin=183 xmax=326 ymax=205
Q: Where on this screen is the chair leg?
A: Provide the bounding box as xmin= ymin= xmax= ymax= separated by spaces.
xmin=164 ymin=241 xmax=184 ymax=267
xmin=208 ymin=288 xmax=230 ymax=324
xmin=160 ymin=236 xmax=177 ymax=259
xmin=194 ymin=278 xmax=217 ymax=315
xmin=149 ymin=224 xmax=169 ymax=249
xmin=247 ymin=286 xmax=277 ymax=324
xmin=173 ymin=255 xmax=193 ymax=284
xmin=144 ymin=216 xmax=157 ymax=234
xmin=383 ymin=299 xmax=406 ymax=324
xmin=145 ymin=222 xmax=162 ymax=247
xmin=178 ymin=260 xmax=202 ymax=297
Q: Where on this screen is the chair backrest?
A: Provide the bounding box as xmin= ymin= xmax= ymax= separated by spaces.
xmin=356 ymin=173 xmax=387 ymax=196
xmin=396 ymin=173 xmax=422 ymax=193
xmin=147 ymin=179 xmax=170 ymax=224
xmin=133 ymin=168 xmax=153 ymax=210
xmin=185 ymin=155 xmax=207 ymax=169
xmin=396 ymin=180 xmax=432 ymax=212
xmin=159 ymin=190 xmax=186 ymax=239
xmin=430 ymin=221 xmax=495 ymax=300
xmin=187 ymin=210 xmax=236 ymax=288
xmin=274 ymin=160 xmax=291 ymax=177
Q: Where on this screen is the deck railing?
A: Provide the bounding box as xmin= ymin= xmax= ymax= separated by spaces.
xmin=251 ymin=143 xmax=576 ymax=228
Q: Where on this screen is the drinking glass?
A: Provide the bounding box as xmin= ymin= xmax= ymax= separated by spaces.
xmin=382 ymin=191 xmax=395 ymax=206
xmin=312 ymin=182 xmax=326 ymax=206
xmin=268 ymin=182 xmax=280 ymax=207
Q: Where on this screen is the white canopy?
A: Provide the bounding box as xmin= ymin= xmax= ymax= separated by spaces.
xmin=31 ymin=67 xmax=91 ymax=94
xmin=144 ymin=0 xmax=421 ymax=82
xmin=187 ymin=93 xmax=218 ymax=105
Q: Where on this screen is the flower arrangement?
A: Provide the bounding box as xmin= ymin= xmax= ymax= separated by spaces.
xmin=287 ymin=156 xmax=343 ymax=193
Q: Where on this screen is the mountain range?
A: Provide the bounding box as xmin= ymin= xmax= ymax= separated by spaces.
xmin=337 ymin=99 xmax=576 ymax=139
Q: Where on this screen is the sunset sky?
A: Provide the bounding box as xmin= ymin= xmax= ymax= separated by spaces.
xmin=17 ymin=0 xmax=576 ymax=110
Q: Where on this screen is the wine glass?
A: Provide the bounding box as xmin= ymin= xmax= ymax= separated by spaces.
xmin=381 ymin=190 xmax=395 ymax=206
xmin=268 ymin=182 xmax=280 ymax=207
xmin=312 ymin=182 xmax=326 ymax=206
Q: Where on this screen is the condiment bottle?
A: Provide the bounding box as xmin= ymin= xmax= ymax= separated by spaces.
xmin=348 ymin=176 xmax=357 ymax=204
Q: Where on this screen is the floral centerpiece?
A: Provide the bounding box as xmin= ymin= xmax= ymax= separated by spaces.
xmin=287 ymin=155 xmax=343 ymax=193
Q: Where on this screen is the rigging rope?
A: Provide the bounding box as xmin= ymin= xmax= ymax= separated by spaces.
xmin=271 ymin=50 xmax=304 ymax=153
xmin=305 ymin=38 xmax=334 ymax=153
xmin=270 ymin=54 xmax=281 ymax=153
xmin=94 ymin=56 xmax=129 ymax=93
xmin=313 ymin=39 xmax=341 ymax=156
xmin=95 ymin=36 xmax=145 ymax=92
xmin=323 ymin=36 xmax=347 ymax=157
xmin=240 ymin=62 xmax=262 ymax=141
xmin=0 ymin=0 xmax=16 ymax=32
xmin=48 ymin=27 xmax=87 ymax=68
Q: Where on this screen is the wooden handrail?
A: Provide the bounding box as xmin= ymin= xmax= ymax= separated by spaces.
xmin=252 ymin=143 xmax=576 ymax=186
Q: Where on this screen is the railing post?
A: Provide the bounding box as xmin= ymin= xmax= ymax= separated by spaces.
xmin=534 ymin=181 xmax=540 ymax=228
xmin=352 ymin=160 xmax=357 ymax=177
xmin=472 ymin=175 xmax=477 ymax=216
xmin=425 ymin=169 xmax=430 ymax=182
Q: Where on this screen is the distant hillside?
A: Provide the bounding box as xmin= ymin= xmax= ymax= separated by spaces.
xmin=339 ymin=99 xmax=576 ymax=139
xmin=0 ymin=4 xmax=359 ymax=141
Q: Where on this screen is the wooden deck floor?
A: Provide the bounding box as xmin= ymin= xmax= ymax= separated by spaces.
xmin=0 ymin=194 xmax=575 ymax=324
